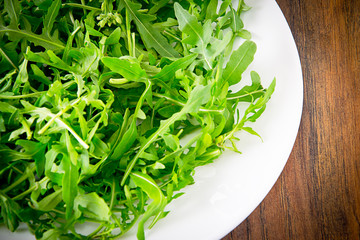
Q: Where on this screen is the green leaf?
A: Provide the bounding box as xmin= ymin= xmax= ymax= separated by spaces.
xmin=0 ymin=46 xmax=18 ymax=72
xmin=244 ymin=78 xmax=276 ymax=122
xmin=39 ymin=229 xmax=62 ymax=240
xmin=181 ymin=84 xmax=212 ymax=113
xmin=85 ymin=23 xmax=103 ymax=37
xmin=0 ymin=101 xmax=17 ymax=113
xmin=161 ymin=133 xmax=179 ymax=151
xmin=227 ymin=71 xmax=264 ymax=102
xmin=26 ymin=49 xmax=76 ymax=73
xmin=0 ymin=148 xmax=32 ymax=162
xmin=44 ymin=147 xmax=64 ymax=185
xmin=223 ymin=41 xmax=256 ymax=85
xmin=0 ymin=192 xmax=20 ymax=232
xmin=42 ymin=0 xmax=61 ymax=36
xmin=174 ymin=3 xmax=210 ymax=46
xmin=152 ymin=54 xmax=197 ymax=82
xmin=4 ymin=0 xmax=21 ymax=26
xmin=32 ymin=189 xmax=63 ymax=212
xmin=65 ymin=128 xmax=79 ymax=166
xmin=195 ymin=132 xmax=212 ymax=155
xmin=122 ymin=0 xmax=180 ymax=58
xmin=30 ymin=64 xmax=52 ymax=85
xmin=62 ymin=138 xmax=79 ymax=219
xmin=16 ymin=140 xmax=47 ymax=176
xmin=105 ymin=27 xmax=121 ymax=45
xmin=74 ymin=192 xmax=111 ymax=222
xmin=219 ymin=0 xmax=232 ymax=16
xmin=110 ymin=121 xmax=137 ymax=160
xmin=0 ymin=27 xmax=65 ymax=51
xmin=229 ymin=6 xmax=244 ymax=33
xmin=13 ymin=57 xmax=28 ymax=94
xmin=174 ymin=3 xmax=214 ymax=68
xmin=192 ymin=31 xmax=233 ymax=66
xmin=242 ymin=127 xmax=263 ymax=141
xmin=102 ymin=56 xmax=147 ymax=82
xmin=205 ymin=0 xmax=218 ymax=21
xmin=0 ymin=114 xmax=5 ymax=132
xmin=130 ymin=172 xmax=167 ymax=240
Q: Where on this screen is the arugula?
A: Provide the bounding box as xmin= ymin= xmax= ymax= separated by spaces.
xmin=0 ymin=0 xmax=275 ymax=239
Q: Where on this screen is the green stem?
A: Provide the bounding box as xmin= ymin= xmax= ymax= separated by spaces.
xmin=110 ymin=177 xmax=116 ymax=209
xmin=37 ymin=97 xmax=89 ymax=149
xmin=38 ymin=98 xmax=81 ymax=135
xmin=112 ymin=213 xmax=124 ymax=233
xmin=163 ymin=30 xmax=182 ymax=42
xmin=133 ymin=79 xmax=151 ymax=122
xmin=159 ymin=132 xmax=202 ymax=164
xmin=0 ymin=47 xmax=18 ymax=71
xmin=12 ymin=177 xmax=49 ymax=200
xmin=223 ymin=115 xmax=247 ymax=142
xmin=227 ymin=89 xmax=266 ymax=101
xmin=0 ymin=29 xmax=65 ymax=50
xmin=237 ymin=0 xmax=244 ymax=14
xmin=153 ymin=93 xmax=224 ymax=114
xmin=87 ymin=224 xmax=104 ymax=239
xmin=80 ymin=0 xmax=87 ymax=15
xmin=126 ymin=9 xmax=132 ymax=57
xmin=0 ymin=91 xmax=45 ymax=99
xmin=2 ymin=166 xmax=36 ymax=193
xmin=62 ymin=3 xmax=101 ymax=12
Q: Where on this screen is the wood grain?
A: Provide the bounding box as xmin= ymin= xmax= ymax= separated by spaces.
xmin=223 ymin=0 xmax=360 ymax=239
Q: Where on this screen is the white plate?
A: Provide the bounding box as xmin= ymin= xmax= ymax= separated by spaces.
xmin=0 ymin=0 xmax=303 ymax=239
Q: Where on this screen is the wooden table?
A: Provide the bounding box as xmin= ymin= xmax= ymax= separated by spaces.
xmin=223 ymin=0 xmax=360 ymax=239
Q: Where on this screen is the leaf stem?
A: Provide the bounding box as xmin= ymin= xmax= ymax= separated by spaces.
xmin=2 ymin=165 xmax=36 ymax=194
xmin=0 ymin=91 xmax=45 ymax=99
xmin=38 ymin=98 xmax=80 ymax=135
xmin=109 ymin=177 xmax=116 ymax=209
xmin=0 ymin=28 xmax=65 ymax=50
xmin=0 ymin=47 xmax=19 ymax=71
xmin=62 ymin=3 xmax=101 ymax=12
xmin=227 ymin=89 xmax=265 ymax=101
xmin=12 ymin=177 xmax=49 ymax=200
xmin=153 ymin=93 xmax=224 ymax=113
xmin=38 ymin=97 xmax=89 ymax=149
xmin=163 ymin=30 xmax=182 ymax=42
xmin=87 ymin=224 xmax=105 ymax=239
xmin=126 ymin=9 xmax=132 ymax=57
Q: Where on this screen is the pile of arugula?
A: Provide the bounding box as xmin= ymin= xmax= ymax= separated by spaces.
xmin=0 ymin=0 xmax=275 ymax=239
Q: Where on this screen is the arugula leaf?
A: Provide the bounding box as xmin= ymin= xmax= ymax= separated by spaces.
xmin=62 ymin=151 xmax=79 ymax=219
xmin=74 ymin=192 xmax=111 ymax=221
xmin=0 ymin=27 xmax=65 ymax=51
xmin=227 ymin=71 xmax=265 ymax=102
xmin=122 ymin=0 xmax=180 ymax=58
xmin=15 ymin=140 xmax=47 ymax=176
xmin=152 ymin=54 xmax=197 ymax=82
xmin=0 ymin=192 xmax=20 ymax=232
xmin=223 ymin=40 xmax=257 ymax=86
xmin=42 ymin=0 xmax=61 ymax=37
xmin=4 ymin=0 xmax=21 ymax=26
xmin=102 ymin=56 xmax=148 ymax=82
xmin=31 ymin=189 xmax=62 ymax=212
xmin=174 ymin=3 xmax=213 ymax=68
xmin=130 ymin=172 xmax=166 ymax=240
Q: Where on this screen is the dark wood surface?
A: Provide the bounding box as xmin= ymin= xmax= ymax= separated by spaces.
xmin=223 ymin=0 xmax=360 ymax=239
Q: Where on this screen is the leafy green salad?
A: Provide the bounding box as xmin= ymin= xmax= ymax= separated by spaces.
xmin=0 ymin=0 xmax=275 ymax=239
